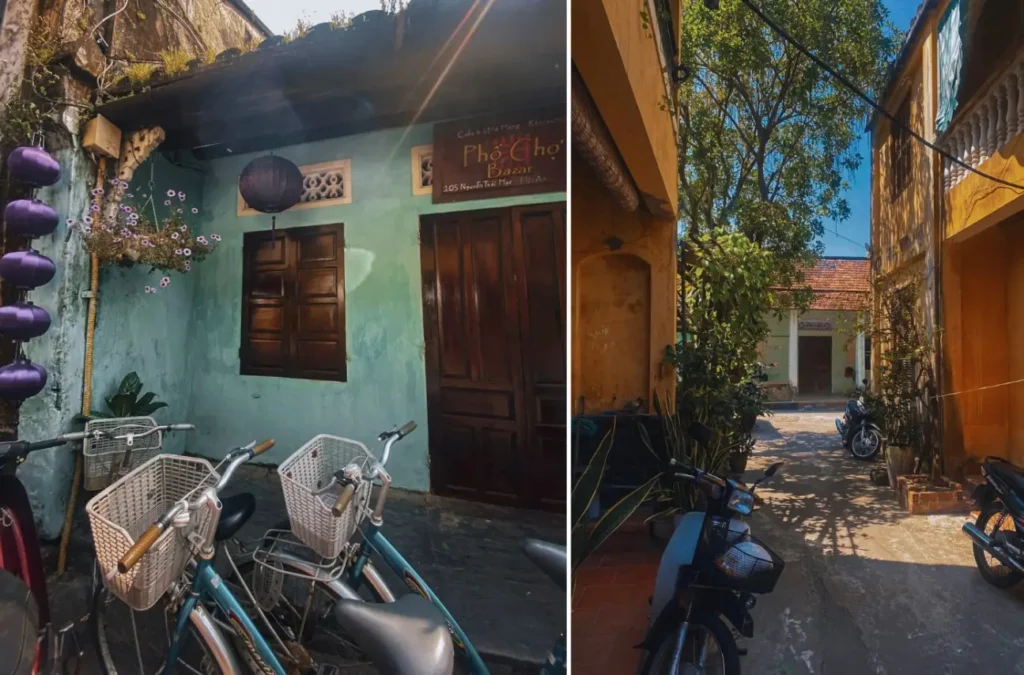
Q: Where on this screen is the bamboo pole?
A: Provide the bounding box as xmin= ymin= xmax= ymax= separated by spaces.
xmin=56 ymin=157 xmax=103 ymax=575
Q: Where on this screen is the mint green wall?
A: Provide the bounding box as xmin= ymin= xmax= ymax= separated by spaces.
xmin=760 ymin=309 xmax=860 ymax=395
xmin=90 ymin=155 xmax=205 ymax=455
xmin=185 ymin=124 xmax=565 ymax=491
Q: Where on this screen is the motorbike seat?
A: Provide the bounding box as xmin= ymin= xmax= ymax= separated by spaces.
xmin=214 ymin=492 xmax=255 ymax=542
xmin=523 ymin=539 xmax=566 ymax=590
xmin=333 ymin=594 xmax=454 ymax=675
xmin=986 ymin=459 xmax=1024 ymax=496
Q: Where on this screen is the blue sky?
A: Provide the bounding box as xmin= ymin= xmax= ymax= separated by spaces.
xmin=245 ymin=0 xmax=381 ymax=33
xmin=821 ymin=0 xmax=922 ymax=257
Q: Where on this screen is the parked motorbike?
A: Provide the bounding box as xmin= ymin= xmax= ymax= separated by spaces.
xmin=835 ymin=386 xmax=883 ymax=461
xmin=638 ymin=458 xmax=785 ymax=675
xmin=963 ymin=456 xmax=1024 ymax=588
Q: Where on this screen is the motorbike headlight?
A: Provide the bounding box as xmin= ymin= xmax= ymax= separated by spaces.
xmin=727 ymin=489 xmax=754 ymax=515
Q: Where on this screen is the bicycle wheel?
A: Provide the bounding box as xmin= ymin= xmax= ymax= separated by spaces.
xmin=91 ymin=563 xmax=232 ymax=675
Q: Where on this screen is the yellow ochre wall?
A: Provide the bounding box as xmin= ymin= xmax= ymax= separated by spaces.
xmin=571 ymin=163 xmax=677 ymax=413
xmin=572 ymin=0 xmax=680 ymax=215
xmin=571 ymin=0 xmax=680 ymax=414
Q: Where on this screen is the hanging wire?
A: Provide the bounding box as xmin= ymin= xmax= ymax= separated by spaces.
xmin=735 ymin=0 xmax=1024 ymax=192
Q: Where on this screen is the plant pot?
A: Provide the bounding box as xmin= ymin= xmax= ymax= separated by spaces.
xmin=649 ymin=511 xmax=683 ymax=543
xmin=729 ymin=451 xmax=750 ymax=475
xmin=885 ymin=445 xmax=916 ymax=491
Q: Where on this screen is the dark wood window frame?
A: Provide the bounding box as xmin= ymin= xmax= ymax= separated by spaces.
xmin=890 ymin=95 xmax=913 ymax=201
xmin=240 ymin=223 xmax=347 ymax=382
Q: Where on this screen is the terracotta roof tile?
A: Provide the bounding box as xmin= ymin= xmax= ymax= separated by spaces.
xmin=777 ymin=257 xmax=870 ymax=312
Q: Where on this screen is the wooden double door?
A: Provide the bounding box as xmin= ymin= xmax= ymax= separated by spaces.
xmin=420 ymin=204 xmax=565 ymax=511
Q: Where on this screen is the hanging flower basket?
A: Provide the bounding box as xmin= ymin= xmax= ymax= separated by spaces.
xmin=72 ymin=185 xmax=219 ymax=285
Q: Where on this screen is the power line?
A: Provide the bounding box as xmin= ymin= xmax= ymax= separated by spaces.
xmin=735 ymin=0 xmax=1024 ymax=192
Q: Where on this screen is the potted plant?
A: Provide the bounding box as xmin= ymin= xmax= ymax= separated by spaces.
xmin=872 ymin=284 xmax=934 ymax=489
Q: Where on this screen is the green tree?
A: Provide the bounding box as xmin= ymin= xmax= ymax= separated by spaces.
xmin=678 ymin=0 xmax=902 ymax=288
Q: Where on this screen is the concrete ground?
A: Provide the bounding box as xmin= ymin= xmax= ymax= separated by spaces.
xmin=43 ymin=464 xmax=564 ymax=673
xmin=744 ymin=412 xmax=1024 ymax=675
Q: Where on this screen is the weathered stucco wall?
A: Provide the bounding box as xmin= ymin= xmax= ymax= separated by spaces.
xmin=185 ymin=123 xmax=564 ymax=491
xmin=90 ymin=154 xmax=204 ymax=456
xmin=571 ymin=161 xmax=676 ymax=414
xmin=109 ymin=0 xmax=266 ymax=62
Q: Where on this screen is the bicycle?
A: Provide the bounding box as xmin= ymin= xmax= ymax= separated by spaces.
xmin=0 ymin=422 xmax=193 ymax=675
xmin=225 ymin=423 xmax=568 ymax=675
xmin=90 ymin=437 xmax=456 ymax=675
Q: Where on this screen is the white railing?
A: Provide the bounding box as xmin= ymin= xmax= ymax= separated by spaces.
xmin=942 ymin=54 xmax=1024 ymax=191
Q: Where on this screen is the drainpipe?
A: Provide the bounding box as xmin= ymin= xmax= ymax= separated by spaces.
xmin=56 ymin=157 xmax=103 ymax=575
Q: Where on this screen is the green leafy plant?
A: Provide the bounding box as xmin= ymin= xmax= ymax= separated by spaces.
xmin=159 ymin=49 xmax=191 ymax=76
xmin=570 ymin=417 xmax=658 ymax=591
xmin=81 ymin=372 xmax=168 ymax=419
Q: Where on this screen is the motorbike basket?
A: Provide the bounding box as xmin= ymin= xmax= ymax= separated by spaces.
xmin=704 ymin=525 xmax=784 ymax=594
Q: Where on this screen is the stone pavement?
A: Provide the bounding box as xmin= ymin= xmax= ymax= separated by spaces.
xmin=44 ymin=464 xmax=565 ymax=673
xmin=746 ymin=412 xmax=1024 ymax=674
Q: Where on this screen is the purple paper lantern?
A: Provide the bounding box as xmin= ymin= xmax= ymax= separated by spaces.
xmin=0 ymin=302 xmax=50 ymax=341
xmin=0 ymin=359 xmax=48 ymax=400
xmin=7 ymin=146 xmax=61 ymax=187
xmin=0 ymin=249 xmax=56 ymax=289
xmin=238 ymin=155 xmax=303 ymax=214
xmin=4 ymin=200 xmax=59 ymax=237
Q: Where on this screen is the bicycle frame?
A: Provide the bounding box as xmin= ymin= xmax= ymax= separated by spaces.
xmin=165 ymin=555 xmax=285 ymax=675
xmin=348 ymin=524 xmax=489 ymax=674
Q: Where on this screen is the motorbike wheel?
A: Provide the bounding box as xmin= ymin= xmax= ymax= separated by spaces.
xmin=973 ymin=505 xmax=1024 ymax=588
xmin=0 ymin=568 xmax=37 ymax=675
xmin=639 ymin=612 xmax=740 ymax=675
xmin=850 ymin=428 xmax=881 ymax=461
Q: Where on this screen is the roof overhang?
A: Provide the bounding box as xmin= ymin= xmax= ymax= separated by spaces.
xmin=96 ymin=0 xmax=565 ymax=160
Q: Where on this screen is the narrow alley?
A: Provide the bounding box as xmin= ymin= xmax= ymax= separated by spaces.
xmin=747 ymin=413 xmax=1024 ymax=674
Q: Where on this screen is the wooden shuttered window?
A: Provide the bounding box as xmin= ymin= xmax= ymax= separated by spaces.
xmin=240 ymin=223 xmax=347 ymax=382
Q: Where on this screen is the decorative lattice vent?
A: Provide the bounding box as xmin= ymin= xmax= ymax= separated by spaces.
xmin=238 ymin=159 xmax=352 ymax=216
xmin=411 ymin=145 xmax=432 ymax=196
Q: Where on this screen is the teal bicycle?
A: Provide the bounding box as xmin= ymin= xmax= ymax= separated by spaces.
xmin=240 ymin=422 xmax=566 ymax=674
xmin=89 ymin=437 xmax=455 ymax=675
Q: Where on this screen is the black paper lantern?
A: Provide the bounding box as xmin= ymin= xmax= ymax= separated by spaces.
xmin=238 ymin=155 xmax=303 ymax=214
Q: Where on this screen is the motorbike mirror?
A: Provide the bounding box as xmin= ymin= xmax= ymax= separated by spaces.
xmin=687 ymin=421 xmax=713 ymax=446
xmin=764 ymin=462 xmax=784 ymax=478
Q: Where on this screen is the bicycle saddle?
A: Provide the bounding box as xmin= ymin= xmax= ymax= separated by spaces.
xmin=523 ymin=538 xmax=566 ymax=590
xmin=214 ymin=492 xmax=255 ymax=542
xmin=333 ymin=594 xmax=453 ymax=675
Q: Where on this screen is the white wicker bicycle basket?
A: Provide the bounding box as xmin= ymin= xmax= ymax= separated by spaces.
xmin=86 ymin=454 xmax=221 ymax=611
xmin=83 ymin=417 xmax=162 ymax=491
xmin=278 ymin=435 xmax=375 ymax=559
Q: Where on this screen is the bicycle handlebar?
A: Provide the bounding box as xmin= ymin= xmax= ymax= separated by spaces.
xmin=115 ymin=438 xmax=274 ymax=574
xmin=331 ymin=483 xmax=356 ymax=517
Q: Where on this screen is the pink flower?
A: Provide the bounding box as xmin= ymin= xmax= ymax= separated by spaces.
xmin=184 ymin=260 xmax=191 ymax=271
xmin=144 ymin=285 xmax=153 ymax=293
xmin=124 ymin=205 xmax=133 ymax=213
xmin=182 ymin=248 xmax=192 ymax=257
xmin=83 ymin=215 xmax=93 ymax=225
xmin=196 ymin=236 xmax=207 ymax=245
xmin=90 ymin=203 xmax=100 ymax=212
xmin=126 ymin=193 xmax=134 ymax=199
xmin=164 ymin=200 xmax=172 ymax=206
xmin=166 ymin=189 xmax=176 ymax=197
xmin=141 ymin=238 xmax=151 ymax=246
xmin=65 ymin=218 xmax=74 ymax=226
xmin=171 ymin=232 xmax=180 ymax=240
xmin=191 ymin=207 xmax=199 ymax=214
xmin=90 ymin=187 xmax=104 ymax=196
xmin=179 ymin=224 xmax=188 ymax=232
xmin=160 ymin=277 xmax=170 ymax=288
xmin=210 ymin=234 xmax=221 ymax=242
xmin=175 ymin=248 xmax=182 ymax=255
xmin=177 ymin=192 xmax=186 ymax=201
xmin=120 ymin=228 xmax=131 ymax=236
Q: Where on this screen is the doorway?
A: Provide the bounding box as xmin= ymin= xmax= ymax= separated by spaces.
xmin=799 ymin=336 xmax=833 ymax=396
xmin=420 ymin=203 xmax=566 ymax=510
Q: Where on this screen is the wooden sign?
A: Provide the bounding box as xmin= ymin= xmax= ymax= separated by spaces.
xmin=799 ymin=320 xmax=833 ymax=332
xmin=432 ymin=113 xmax=566 ymax=203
